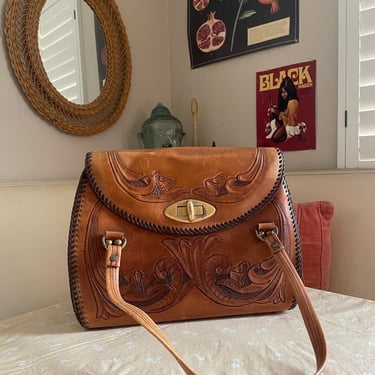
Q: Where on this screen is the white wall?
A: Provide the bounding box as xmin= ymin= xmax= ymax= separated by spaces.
xmin=1 ymin=1 xmax=338 ymax=182
xmin=287 ymin=170 xmax=375 ymax=301
xmin=0 ymin=181 xmax=77 ymax=320
xmin=0 ymin=0 xmax=171 ymax=182
xmin=168 ymin=0 xmax=338 ymax=172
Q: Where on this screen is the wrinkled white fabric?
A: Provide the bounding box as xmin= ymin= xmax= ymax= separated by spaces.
xmin=0 ymin=288 xmax=374 ymax=375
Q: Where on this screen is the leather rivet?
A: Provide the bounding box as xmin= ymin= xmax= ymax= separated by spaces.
xmin=109 ymin=255 xmax=118 ymax=262
xmin=272 ymin=241 xmax=280 ymax=249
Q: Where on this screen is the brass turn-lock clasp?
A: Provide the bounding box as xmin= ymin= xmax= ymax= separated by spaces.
xmin=165 ymin=199 xmax=216 ymax=223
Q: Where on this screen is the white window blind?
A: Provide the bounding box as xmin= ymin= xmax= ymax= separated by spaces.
xmin=38 ymin=0 xmax=84 ymax=104
xmin=338 ymin=0 xmax=375 ymax=168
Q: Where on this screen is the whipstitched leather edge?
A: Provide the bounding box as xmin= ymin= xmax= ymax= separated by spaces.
xmin=67 ymin=173 xmax=90 ymax=328
xmin=283 ymin=176 xmax=302 ymax=310
xmin=283 ymin=176 xmax=303 ymax=278
xmin=84 ymin=149 xmax=286 ymax=235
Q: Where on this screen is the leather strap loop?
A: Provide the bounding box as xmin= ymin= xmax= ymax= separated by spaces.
xmin=104 ymin=226 xmax=327 ymax=374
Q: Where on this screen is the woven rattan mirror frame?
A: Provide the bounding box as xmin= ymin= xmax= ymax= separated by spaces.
xmin=4 ymin=0 xmax=131 ymax=136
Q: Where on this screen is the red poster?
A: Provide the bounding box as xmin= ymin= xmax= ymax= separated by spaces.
xmin=256 ymin=60 xmax=316 ymax=151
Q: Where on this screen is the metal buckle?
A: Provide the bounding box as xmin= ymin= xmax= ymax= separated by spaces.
xmin=102 ymin=236 xmax=127 ymax=249
xmin=255 ymin=226 xmax=279 ymax=241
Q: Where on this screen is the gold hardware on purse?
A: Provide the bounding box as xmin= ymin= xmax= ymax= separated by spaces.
xmin=164 ymin=199 xmax=216 ymax=223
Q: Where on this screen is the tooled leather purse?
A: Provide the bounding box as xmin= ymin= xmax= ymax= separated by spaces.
xmin=68 ymin=147 xmax=327 ymax=374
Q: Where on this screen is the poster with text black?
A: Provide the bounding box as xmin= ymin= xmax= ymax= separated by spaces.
xmin=256 ymin=60 xmax=316 ymax=151
xmin=188 ymin=0 xmax=299 ymax=69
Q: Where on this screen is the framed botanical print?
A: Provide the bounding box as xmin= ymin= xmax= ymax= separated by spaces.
xmin=188 ymin=0 xmax=299 ymax=69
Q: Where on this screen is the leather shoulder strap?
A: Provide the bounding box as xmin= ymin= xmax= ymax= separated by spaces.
xmin=257 ymin=223 xmax=328 ymax=374
xmin=104 ymin=226 xmax=327 ymax=375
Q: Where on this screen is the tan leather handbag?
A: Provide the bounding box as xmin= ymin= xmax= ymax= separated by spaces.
xmin=68 ymin=147 xmax=327 ymax=374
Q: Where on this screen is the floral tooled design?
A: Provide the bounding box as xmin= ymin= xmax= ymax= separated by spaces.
xmin=147 ymin=172 xmax=176 ymax=196
xmin=118 ymin=257 xmax=187 ymax=313
xmin=88 ymin=239 xmax=188 ymax=316
xmin=85 ymin=202 xmax=188 ymax=318
xmin=215 ymin=257 xmax=286 ymax=305
xmin=108 ymin=152 xmax=188 ymax=202
xmin=161 ymin=234 xmax=286 ymax=307
xmin=204 ymin=173 xmax=229 ymax=196
xmin=193 ymin=149 xmax=266 ymax=203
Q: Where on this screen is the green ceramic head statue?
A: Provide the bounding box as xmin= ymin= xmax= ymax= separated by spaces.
xmin=138 ymin=103 xmax=185 ymax=149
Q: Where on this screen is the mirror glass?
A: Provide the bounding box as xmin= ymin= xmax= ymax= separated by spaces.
xmin=38 ymin=0 xmax=106 ymax=104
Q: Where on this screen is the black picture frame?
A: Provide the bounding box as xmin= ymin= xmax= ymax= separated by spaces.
xmin=188 ymin=0 xmax=299 ymax=69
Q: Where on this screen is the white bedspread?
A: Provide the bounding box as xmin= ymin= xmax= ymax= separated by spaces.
xmin=0 ymin=288 xmax=374 ymax=374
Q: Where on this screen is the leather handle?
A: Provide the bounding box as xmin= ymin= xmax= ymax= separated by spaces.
xmin=104 ymin=227 xmax=327 ymax=375
xmin=258 ymin=223 xmax=328 ymax=374
xmin=104 ymin=231 xmax=196 ymax=375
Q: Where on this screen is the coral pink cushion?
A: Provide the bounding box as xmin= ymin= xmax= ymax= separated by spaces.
xmin=294 ymin=201 xmax=334 ymax=290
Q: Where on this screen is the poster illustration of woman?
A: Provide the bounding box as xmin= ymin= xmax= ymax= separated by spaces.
xmin=256 ymin=60 xmax=316 ymax=151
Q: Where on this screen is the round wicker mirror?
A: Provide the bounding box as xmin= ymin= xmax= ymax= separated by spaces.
xmin=4 ymin=0 xmax=132 ymax=136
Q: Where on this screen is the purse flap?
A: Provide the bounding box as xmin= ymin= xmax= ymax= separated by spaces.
xmin=85 ymin=147 xmax=284 ymax=232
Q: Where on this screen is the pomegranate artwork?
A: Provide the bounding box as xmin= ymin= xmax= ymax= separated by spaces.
xmin=188 ymin=0 xmax=298 ymax=68
xmin=257 ymin=0 xmax=280 ymax=14
xmin=192 ymin=0 xmax=210 ymax=11
xmin=196 ymin=11 xmax=226 ymax=52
